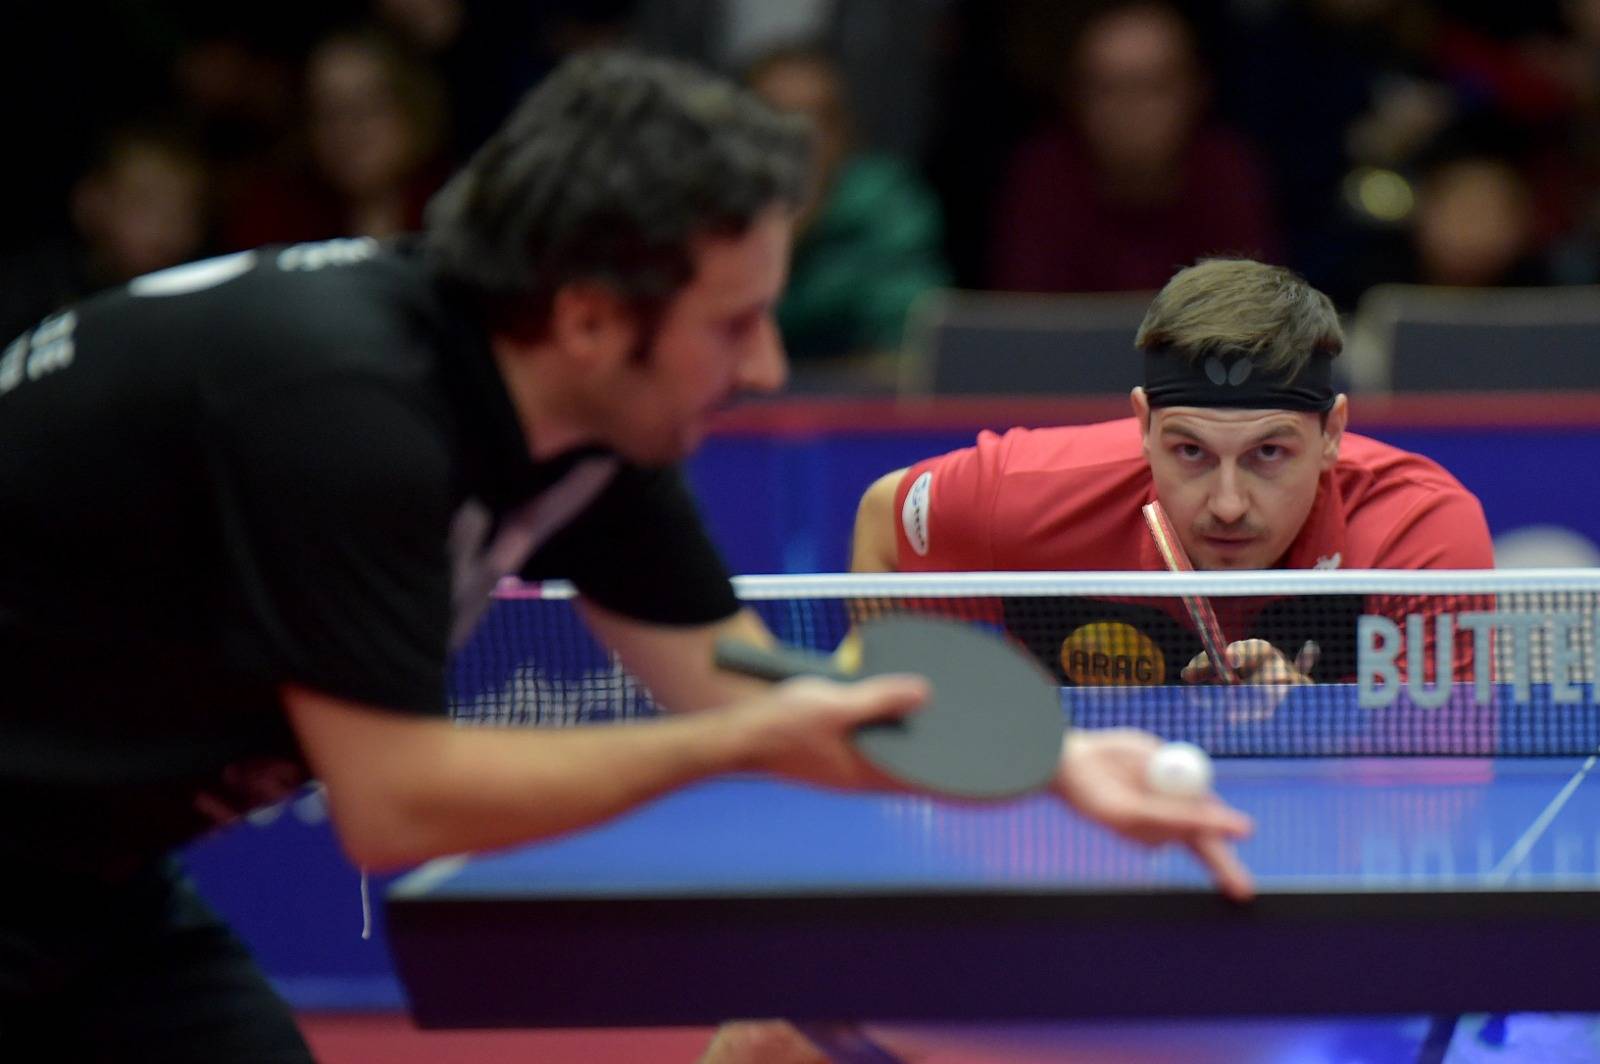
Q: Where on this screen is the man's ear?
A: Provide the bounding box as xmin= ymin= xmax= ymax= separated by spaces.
xmin=1321 ymin=394 xmax=1349 ymax=469
xmin=1131 ymin=387 xmax=1156 ymax=462
xmin=547 ymin=283 xmax=638 ymax=371
xmin=1131 ymin=387 xmax=1151 ymax=435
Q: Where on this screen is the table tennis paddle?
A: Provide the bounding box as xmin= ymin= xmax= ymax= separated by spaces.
xmin=1141 ymin=500 xmax=1241 ymax=684
xmin=714 ymin=616 xmax=1066 ymax=799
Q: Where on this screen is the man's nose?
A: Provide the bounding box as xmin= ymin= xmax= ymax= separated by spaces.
xmin=737 ymin=318 xmax=787 ymax=394
xmin=1208 ymin=463 xmax=1249 ymax=525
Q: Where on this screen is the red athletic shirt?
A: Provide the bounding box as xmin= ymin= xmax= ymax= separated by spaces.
xmin=891 ymin=418 xmax=1493 ymax=683
xmin=893 ymin=418 xmax=1491 ymax=572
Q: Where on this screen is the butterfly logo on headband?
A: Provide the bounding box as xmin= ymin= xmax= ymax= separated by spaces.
xmin=1203 ymin=356 xmax=1253 ymax=386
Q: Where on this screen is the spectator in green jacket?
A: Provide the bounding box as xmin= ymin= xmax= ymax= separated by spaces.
xmin=748 ymin=43 xmax=951 ymax=391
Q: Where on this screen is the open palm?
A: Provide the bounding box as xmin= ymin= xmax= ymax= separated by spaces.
xmin=1056 ymin=728 xmax=1255 ymax=900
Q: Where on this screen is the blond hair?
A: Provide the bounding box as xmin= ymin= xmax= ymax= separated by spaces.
xmin=1134 ymin=259 xmax=1342 ymax=377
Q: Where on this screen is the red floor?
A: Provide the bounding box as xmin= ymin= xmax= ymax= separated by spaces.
xmin=302 ymin=1014 xmax=1567 ymax=1064
xmin=299 ymin=1013 xmax=717 ymax=1064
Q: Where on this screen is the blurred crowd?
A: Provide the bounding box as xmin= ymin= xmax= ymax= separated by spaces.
xmin=6 ymin=0 xmax=1600 ymax=384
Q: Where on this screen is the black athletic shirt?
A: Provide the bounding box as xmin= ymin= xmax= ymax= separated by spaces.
xmin=0 ymin=238 xmax=739 ymax=872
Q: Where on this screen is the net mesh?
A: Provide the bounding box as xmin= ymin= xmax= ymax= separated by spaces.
xmin=448 ymin=570 xmax=1600 ymax=757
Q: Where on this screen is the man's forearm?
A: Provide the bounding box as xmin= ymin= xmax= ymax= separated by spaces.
xmin=398 ymin=715 xmax=758 ymax=863
xmin=298 ymin=698 xmax=758 ymax=869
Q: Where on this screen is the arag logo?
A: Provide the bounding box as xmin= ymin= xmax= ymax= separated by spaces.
xmin=1060 ymin=622 xmax=1166 ymax=685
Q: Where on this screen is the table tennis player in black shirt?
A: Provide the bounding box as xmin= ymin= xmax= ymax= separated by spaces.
xmin=0 ymin=51 xmax=1251 ymax=1061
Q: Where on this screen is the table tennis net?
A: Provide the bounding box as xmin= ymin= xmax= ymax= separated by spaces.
xmin=448 ymin=570 xmax=1600 ymax=756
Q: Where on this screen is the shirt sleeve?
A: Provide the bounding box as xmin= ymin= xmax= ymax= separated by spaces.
xmin=1364 ymin=487 xmax=1495 ymax=570
xmin=522 ymin=465 xmax=740 ymax=626
xmin=204 ymin=379 xmax=453 ymax=715
xmin=1358 ymin=476 xmax=1495 ymax=682
xmin=894 ymin=430 xmax=1009 ymax=571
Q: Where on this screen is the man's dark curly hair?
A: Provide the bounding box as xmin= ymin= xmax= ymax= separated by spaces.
xmin=425 ymin=49 xmax=812 ymax=340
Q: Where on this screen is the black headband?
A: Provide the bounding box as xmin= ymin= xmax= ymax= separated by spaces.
xmin=1142 ymin=345 xmax=1336 ymax=412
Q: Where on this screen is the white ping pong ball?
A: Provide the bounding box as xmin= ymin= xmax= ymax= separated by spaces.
xmin=1146 ymin=741 xmax=1213 ymax=797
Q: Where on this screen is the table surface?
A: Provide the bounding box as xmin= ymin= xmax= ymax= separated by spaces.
xmin=394 ymin=756 xmax=1599 ymax=896
xmin=388 ymin=746 xmax=1600 ymax=1028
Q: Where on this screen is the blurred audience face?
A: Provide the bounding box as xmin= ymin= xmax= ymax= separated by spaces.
xmin=1069 ymin=3 xmax=1203 ymax=181
xmin=72 ymin=137 xmax=208 ymax=281
xmin=749 ymin=51 xmax=851 ymax=221
xmin=174 ymin=38 xmax=294 ymax=159
xmin=1413 ymin=158 xmax=1534 ymax=286
xmin=375 ymin=0 xmax=464 ymax=51
xmin=306 ymin=35 xmax=439 ymax=202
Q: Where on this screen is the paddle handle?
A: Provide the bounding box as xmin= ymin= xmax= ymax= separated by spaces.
xmin=714 ymin=639 xmax=851 ymax=683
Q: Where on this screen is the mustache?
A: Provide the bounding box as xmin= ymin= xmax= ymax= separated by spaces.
xmin=1194 ymin=521 xmax=1264 ymax=539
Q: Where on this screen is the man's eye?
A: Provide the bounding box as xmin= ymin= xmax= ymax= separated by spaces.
xmin=1175 ymin=444 xmax=1205 ymax=461
xmin=1257 ymin=444 xmax=1286 ymax=461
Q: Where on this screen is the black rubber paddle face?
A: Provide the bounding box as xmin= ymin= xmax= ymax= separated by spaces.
xmin=849 ymin=616 xmax=1066 ymax=799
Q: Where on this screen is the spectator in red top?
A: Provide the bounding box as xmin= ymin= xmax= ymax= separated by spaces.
xmin=225 ymin=27 xmax=449 ymax=249
xmin=988 ymin=0 xmax=1280 ymax=293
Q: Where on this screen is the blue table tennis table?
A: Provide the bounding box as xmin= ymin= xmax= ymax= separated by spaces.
xmin=387 ymin=685 xmax=1600 ymax=1050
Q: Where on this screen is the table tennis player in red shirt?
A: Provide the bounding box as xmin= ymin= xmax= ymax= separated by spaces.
xmin=852 ymin=258 xmax=1494 ymax=687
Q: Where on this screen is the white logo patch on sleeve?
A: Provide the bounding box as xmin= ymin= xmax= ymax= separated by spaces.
xmin=901 ymin=471 xmax=933 ymax=557
xmin=128 ymin=251 xmax=257 ymax=296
